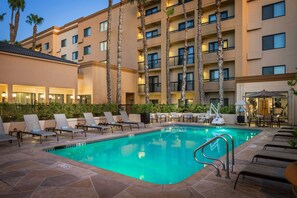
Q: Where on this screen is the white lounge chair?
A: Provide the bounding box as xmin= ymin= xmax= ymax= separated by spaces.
xmin=0 ymin=116 xmax=19 ymax=146
xmin=120 ymin=111 xmax=145 ymax=128
xmin=104 ymin=112 xmax=131 ymax=131
xmin=83 ymin=112 xmax=113 ymax=134
xmin=54 ymin=114 xmax=86 ymax=139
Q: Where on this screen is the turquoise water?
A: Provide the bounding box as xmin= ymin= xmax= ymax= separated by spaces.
xmin=49 ymin=125 xmax=261 ymax=184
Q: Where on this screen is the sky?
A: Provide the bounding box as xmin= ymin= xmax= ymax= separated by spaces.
xmin=0 ymin=0 xmax=120 ymax=41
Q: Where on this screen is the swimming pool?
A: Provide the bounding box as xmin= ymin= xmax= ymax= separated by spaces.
xmin=48 ymin=125 xmax=261 ymax=184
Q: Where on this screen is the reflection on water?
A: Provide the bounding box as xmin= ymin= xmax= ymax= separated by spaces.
xmin=50 ymin=125 xmax=261 ymax=184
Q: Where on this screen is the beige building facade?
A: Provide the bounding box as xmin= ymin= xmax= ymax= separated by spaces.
xmin=19 ymin=0 xmax=297 ymax=124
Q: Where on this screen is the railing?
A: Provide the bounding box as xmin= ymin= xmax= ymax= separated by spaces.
xmin=138 ymin=83 xmax=161 ymax=93
xmin=204 ymin=77 xmax=235 ymax=82
xmin=202 ymin=15 xmax=235 ymax=25
xmin=193 ymin=134 xmax=235 ymax=179
xmin=170 ymin=25 xmax=194 ymax=33
xmin=138 ymin=59 xmax=161 ymax=70
xmin=145 ymin=9 xmax=161 ymax=17
xmin=167 ymin=0 xmax=193 ymax=9
xmin=169 ymin=53 xmax=194 ymax=66
xmin=170 ymin=81 xmax=194 ymax=91
xmin=203 ymin=46 xmax=235 ymax=54
xmin=147 ymin=33 xmax=161 ymax=40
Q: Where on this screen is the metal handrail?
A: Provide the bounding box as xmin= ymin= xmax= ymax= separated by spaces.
xmin=193 ymin=134 xmax=235 ymax=179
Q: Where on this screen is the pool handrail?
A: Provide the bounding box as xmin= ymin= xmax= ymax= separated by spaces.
xmin=193 ymin=133 xmax=235 ymax=179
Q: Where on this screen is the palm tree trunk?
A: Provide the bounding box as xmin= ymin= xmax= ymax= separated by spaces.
xmin=116 ymin=0 xmax=123 ymax=105
xmin=9 ymin=9 xmax=15 ymax=44
xmin=166 ymin=14 xmax=171 ymax=104
xmin=12 ymin=9 xmax=20 ymax=44
xmin=106 ymin=0 xmax=113 ymax=103
xmin=139 ymin=4 xmax=149 ymax=104
xmin=32 ymin=24 xmax=37 ymax=50
xmin=216 ymin=0 xmax=224 ymax=108
xmin=181 ymin=1 xmax=188 ymax=106
xmin=197 ymin=0 xmax=205 ymax=104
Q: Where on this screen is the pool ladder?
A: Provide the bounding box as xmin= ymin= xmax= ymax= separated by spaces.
xmin=193 ymin=134 xmax=235 ymax=179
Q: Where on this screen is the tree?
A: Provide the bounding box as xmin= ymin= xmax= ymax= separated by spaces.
xmin=215 ymin=0 xmax=224 ymax=108
xmin=8 ymin=0 xmax=25 ymax=44
xmin=0 ymin=13 xmax=6 ymax=21
xmin=164 ymin=8 xmax=174 ymax=104
xmin=197 ymin=0 xmax=205 ymax=104
xmin=288 ymin=73 xmax=297 ymax=95
xmin=180 ymin=0 xmax=188 ymax=107
xmin=26 ymin=14 xmax=44 ymax=50
xmin=106 ymin=0 xmax=113 ymax=103
xmin=116 ymin=0 xmax=124 ymax=105
xmin=129 ymin=0 xmax=149 ymax=104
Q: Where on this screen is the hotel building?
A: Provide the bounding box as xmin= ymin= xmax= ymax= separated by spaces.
xmin=12 ymin=0 xmax=297 ymax=124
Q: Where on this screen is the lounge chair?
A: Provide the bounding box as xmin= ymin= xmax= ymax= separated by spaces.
xmin=252 ymin=150 xmax=297 ymax=163
xmin=23 ymin=114 xmax=58 ymax=144
xmin=104 ymin=112 xmax=131 ymax=131
xmin=234 ymin=163 xmax=289 ymax=189
xmin=120 ymin=111 xmax=145 ymax=129
xmin=54 ymin=114 xmax=86 ymax=139
xmin=272 ymin=132 xmax=295 ymax=141
xmin=0 ymin=116 xmax=19 ymax=146
xmin=83 ymin=113 xmax=113 ymax=134
xmin=263 ymin=141 xmax=297 ymax=151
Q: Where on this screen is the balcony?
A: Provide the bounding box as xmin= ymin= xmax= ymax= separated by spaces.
xmin=170 ymin=27 xmax=195 ymax=43
xmin=138 ymin=83 xmax=161 ymax=93
xmin=202 ymin=16 xmax=236 ymax=35
xmin=137 ymin=9 xmax=161 ymax=27
xmin=138 ymin=59 xmax=161 ymax=71
xmin=170 ymin=80 xmax=194 ymax=92
xmin=204 ymin=77 xmax=236 ymax=92
xmin=169 ymin=53 xmax=194 ymax=67
xmin=137 ymin=34 xmax=161 ymax=49
xmin=203 ymin=47 xmax=235 ymax=64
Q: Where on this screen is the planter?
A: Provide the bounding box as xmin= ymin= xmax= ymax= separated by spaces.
xmin=140 ymin=113 xmax=150 ymax=124
xmin=237 ymin=115 xmax=245 ymax=123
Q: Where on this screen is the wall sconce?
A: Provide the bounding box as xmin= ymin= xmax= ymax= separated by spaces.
xmin=77 ymin=96 xmax=81 ymax=100
xmin=1 ymin=92 xmax=6 ymax=103
xmin=12 ymin=93 xmax=16 ymax=98
xmin=49 ymin=95 xmax=53 ymax=99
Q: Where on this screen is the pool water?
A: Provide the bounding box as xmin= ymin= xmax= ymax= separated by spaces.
xmin=48 ymin=125 xmax=261 ymax=184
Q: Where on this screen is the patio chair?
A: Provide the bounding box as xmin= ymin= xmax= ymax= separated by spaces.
xmin=263 ymin=141 xmax=297 ymax=151
xmin=83 ymin=113 xmax=113 ymax=134
xmin=120 ymin=111 xmax=145 ymax=129
xmin=156 ymin=113 xmax=167 ymax=123
xmin=23 ymin=114 xmax=59 ymax=144
xmin=103 ymin=112 xmax=131 ymax=131
xmin=272 ymin=132 xmax=295 ymax=141
xmin=234 ymin=163 xmax=289 ymax=189
xmin=169 ymin=112 xmax=181 ymax=122
xmin=252 ymin=150 xmax=297 ymax=163
xmin=0 ymin=116 xmax=20 ymax=147
xmin=54 ymin=114 xmax=86 ymax=139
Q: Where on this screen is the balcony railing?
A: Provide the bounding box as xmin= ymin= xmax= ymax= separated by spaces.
xmin=138 ymin=83 xmax=161 ymax=93
xmin=138 ymin=59 xmax=161 ymax=70
xmin=170 ymin=25 xmax=194 ymax=33
xmin=137 ymin=33 xmax=161 ymax=41
xmin=169 ymin=53 xmax=194 ymax=67
xmin=167 ymin=0 xmax=193 ymax=9
xmin=170 ymin=80 xmax=194 ymax=91
xmin=204 ymin=77 xmax=235 ymax=82
xmin=145 ymin=9 xmax=161 ymax=17
xmin=203 ymin=46 xmax=235 ymax=54
xmin=202 ymin=15 xmax=235 ymax=25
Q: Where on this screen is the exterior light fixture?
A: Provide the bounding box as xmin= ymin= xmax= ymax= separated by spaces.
xmin=12 ymin=93 xmax=16 ymax=98
xmin=77 ymin=96 xmax=81 ymax=100
xmin=1 ymin=92 xmax=6 ymax=98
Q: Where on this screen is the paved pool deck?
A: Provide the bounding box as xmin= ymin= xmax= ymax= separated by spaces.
xmin=0 ymin=123 xmax=295 ymax=198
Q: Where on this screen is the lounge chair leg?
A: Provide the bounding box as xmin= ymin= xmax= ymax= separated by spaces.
xmin=56 ymin=133 xmax=59 ymax=141
xmin=40 ymin=136 xmax=42 ymax=144
xmin=84 ymin=132 xmax=87 ymax=137
xmin=72 ymin=133 xmax=74 ymax=139
xmin=234 ymin=174 xmax=241 ymax=189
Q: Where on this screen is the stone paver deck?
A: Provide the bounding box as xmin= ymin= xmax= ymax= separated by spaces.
xmin=0 ymin=123 xmax=295 ymax=198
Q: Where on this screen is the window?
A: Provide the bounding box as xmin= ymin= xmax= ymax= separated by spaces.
xmin=84 ymin=27 xmax=91 ymax=37
xmin=146 ymin=30 xmax=159 ymax=39
xmin=148 ymin=53 xmax=159 ymax=69
xmin=72 ymin=51 xmax=78 ymax=60
xmin=178 ymin=19 xmax=194 ymax=31
xmin=262 ymin=65 xmax=285 ymax=75
xmin=209 ymin=11 xmax=228 ymax=23
xmin=178 ymin=72 xmax=194 ymax=91
xmin=145 ymin=7 xmax=158 ymax=16
xmin=262 ymin=1 xmax=285 ymax=20
xmin=208 ymin=40 xmax=228 ymax=52
xmin=178 ymin=0 xmax=192 ymax=4
xmin=61 ymin=54 xmax=67 ymax=59
xmin=262 ymin=33 xmax=285 ymax=50
xmin=210 ymin=98 xmax=229 ymax=106
xmin=84 ymin=45 xmax=91 ymax=55
xmin=72 ymin=35 xmax=78 ymax=44
xmin=100 ymin=41 xmax=107 ymax=51
xmin=209 ymin=68 xmax=229 ymax=81
xmin=61 ymin=39 xmax=67 ymax=48
xmin=149 ymin=76 xmax=160 ymax=92
xmin=44 ymin=42 xmax=49 ymax=51
xmin=100 ymin=21 xmax=108 ymax=32
xmin=178 ymin=46 xmax=194 ymax=65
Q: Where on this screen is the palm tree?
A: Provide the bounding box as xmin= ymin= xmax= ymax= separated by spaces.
xmin=8 ymin=0 xmax=25 ymax=44
xmin=180 ymin=0 xmax=188 ymax=107
xmin=106 ymin=0 xmax=113 ymax=103
xmin=216 ymin=0 xmax=224 ymax=108
xmin=0 ymin=13 xmax=6 ymax=21
xmin=116 ymin=0 xmax=124 ymax=105
xmin=165 ymin=8 xmax=174 ymax=104
xmin=197 ymin=0 xmax=205 ymax=104
xmin=129 ymin=0 xmax=149 ymax=104
xmin=26 ymin=14 xmax=44 ymax=50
